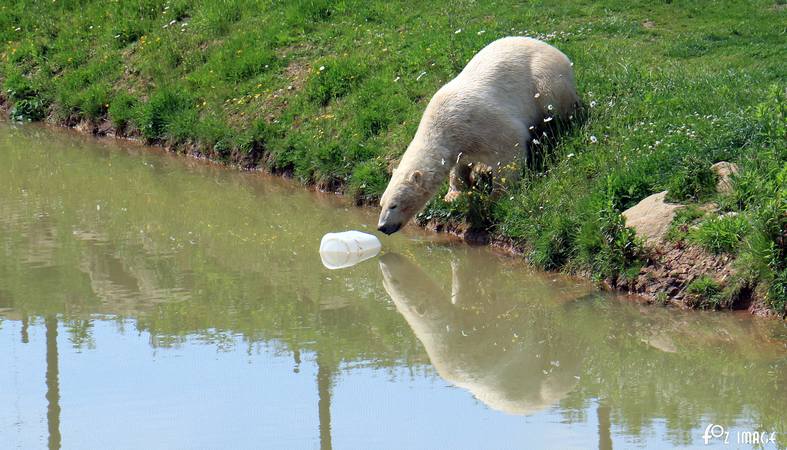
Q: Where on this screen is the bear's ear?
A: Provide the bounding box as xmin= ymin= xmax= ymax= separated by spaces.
xmin=409 ymin=170 xmax=423 ymax=184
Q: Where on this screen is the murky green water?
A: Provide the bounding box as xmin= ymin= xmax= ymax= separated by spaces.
xmin=1 ymin=122 xmax=785 ymax=450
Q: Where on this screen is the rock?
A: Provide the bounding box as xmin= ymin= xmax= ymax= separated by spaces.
xmin=711 ymin=161 xmax=739 ymax=194
xmin=622 ymin=191 xmax=684 ymax=244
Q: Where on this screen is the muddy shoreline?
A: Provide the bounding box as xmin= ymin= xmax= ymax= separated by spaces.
xmin=8 ymin=112 xmax=781 ymax=319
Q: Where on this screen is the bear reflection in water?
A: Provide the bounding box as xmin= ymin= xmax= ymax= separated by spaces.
xmin=378 ymin=252 xmax=586 ymax=415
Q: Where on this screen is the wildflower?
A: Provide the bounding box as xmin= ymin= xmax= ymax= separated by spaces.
xmin=590 ymin=100 xmax=597 ymax=108
xmin=590 ymin=135 xmax=598 ymax=143
xmin=318 ymin=65 xmax=325 ymax=71
xmin=455 ymin=29 xmax=462 ymax=34
xmin=543 ymin=116 xmax=553 ymax=123
xmin=532 ymin=139 xmax=541 ymax=145
xmin=547 ymin=104 xmax=553 ymax=111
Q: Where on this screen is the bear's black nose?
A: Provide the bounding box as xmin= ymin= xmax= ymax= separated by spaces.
xmin=378 ymin=223 xmax=401 ymax=235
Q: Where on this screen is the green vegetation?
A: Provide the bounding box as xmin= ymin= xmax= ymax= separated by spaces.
xmin=685 ymin=276 xmax=722 ymax=309
xmin=0 ymin=0 xmax=785 ymax=311
xmin=689 ymin=214 xmax=750 ymax=254
xmin=665 ymin=155 xmax=718 ymax=203
xmin=666 ymin=205 xmax=705 ymax=242
xmin=736 ymin=161 xmax=787 ymax=314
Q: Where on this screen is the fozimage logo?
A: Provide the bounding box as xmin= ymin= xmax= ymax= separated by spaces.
xmin=702 ymin=424 xmax=778 ymax=446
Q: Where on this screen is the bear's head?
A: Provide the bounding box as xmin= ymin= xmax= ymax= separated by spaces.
xmin=377 ymin=167 xmax=434 ymax=235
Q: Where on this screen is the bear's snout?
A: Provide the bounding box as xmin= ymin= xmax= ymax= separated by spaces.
xmin=378 ymin=222 xmax=401 ymax=235
xmin=377 ymin=207 xmax=403 ymax=235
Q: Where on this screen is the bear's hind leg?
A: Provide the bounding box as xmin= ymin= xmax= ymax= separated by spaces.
xmin=444 ymin=164 xmax=472 ymax=203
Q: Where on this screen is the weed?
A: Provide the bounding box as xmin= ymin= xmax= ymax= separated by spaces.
xmin=665 ymin=155 xmax=718 ymax=203
xmin=348 ymin=159 xmax=389 ymax=203
xmin=531 ymin=215 xmax=576 ymax=270
xmin=666 ymin=205 xmax=705 ymax=242
xmin=79 ymin=83 xmax=110 ymax=121
xmin=108 ymin=93 xmax=138 ymax=132
xmin=685 ymin=276 xmax=723 ymax=309
xmin=577 ymin=184 xmax=643 ymax=282
xmin=655 ymin=291 xmax=669 ymax=306
xmin=690 ymin=214 xmax=750 ymax=254
xmin=135 ymin=87 xmax=193 ymax=142
xmin=9 ymin=97 xmax=45 ymax=121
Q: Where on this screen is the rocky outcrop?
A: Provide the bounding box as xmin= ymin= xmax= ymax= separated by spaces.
xmin=617 ymin=243 xmax=737 ymax=307
xmin=622 ymin=191 xmax=684 ymax=245
xmin=616 ymin=161 xmax=760 ymax=311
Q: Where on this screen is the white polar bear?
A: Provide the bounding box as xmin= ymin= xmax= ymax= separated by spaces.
xmin=378 ymin=36 xmax=580 ymax=235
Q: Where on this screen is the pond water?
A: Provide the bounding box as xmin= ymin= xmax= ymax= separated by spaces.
xmin=1 ymin=123 xmax=785 ymax=450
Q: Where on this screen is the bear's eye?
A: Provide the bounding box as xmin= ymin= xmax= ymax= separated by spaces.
xmin=389 ymin=204 xmax=398 ymax=210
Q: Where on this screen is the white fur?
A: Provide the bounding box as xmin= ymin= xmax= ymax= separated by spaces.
xmin=378 ymin=36 xmax=580 ymax=234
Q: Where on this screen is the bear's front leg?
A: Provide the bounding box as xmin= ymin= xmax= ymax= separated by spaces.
xmin=444 ymin=164 xmax=472 ymax=203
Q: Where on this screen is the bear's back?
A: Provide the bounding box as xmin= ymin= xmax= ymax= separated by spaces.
xmin=450 ymin=37 xmax=579 ymax=120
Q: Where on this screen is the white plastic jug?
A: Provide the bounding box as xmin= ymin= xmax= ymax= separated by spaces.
xmin=319 ymin=231 xmax=382 ymax=270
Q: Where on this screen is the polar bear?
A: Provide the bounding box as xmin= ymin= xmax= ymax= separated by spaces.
xmin=377 ymin=36 xmax=580 ymax=235
xmin=378 ymin=252 xmax=583 ymax=414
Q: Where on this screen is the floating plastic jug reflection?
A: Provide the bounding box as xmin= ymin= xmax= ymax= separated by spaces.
xmin=319 ymin=231 xmax=382 ymax=269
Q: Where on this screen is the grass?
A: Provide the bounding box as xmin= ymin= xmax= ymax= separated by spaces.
xmin=0 ymin=0 xmax=785 ymax=312
xmin=689 ymin=214 xmax=750 ymax=254
xmin=665 ymin=155 xmax=718 ymax=203
xmin=685 ymin=276 xmax=723 ymax=309
xmin=666 ymin=205 xmax=705 ymax=242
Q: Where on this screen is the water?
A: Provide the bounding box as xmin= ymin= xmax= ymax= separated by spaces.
xmin=1 ymin=122 xmax=785 ymax=450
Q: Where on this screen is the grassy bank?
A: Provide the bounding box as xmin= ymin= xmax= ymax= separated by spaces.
xmin=1 ymin=0 xmax=785 ymax=313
